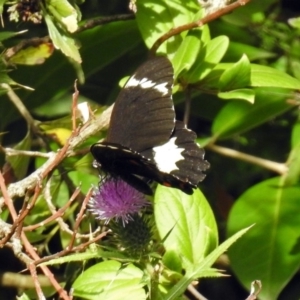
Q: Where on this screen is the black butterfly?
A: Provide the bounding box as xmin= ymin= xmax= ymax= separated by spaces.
xmin=91 ymin=56 xmax=209 ymax=195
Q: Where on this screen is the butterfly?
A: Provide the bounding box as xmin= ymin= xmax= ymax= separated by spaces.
xmin=91 ymin=56 xmax=209 ymax=195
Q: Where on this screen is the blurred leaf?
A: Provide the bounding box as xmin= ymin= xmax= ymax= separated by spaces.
xmin=16 ymin=293 xmax=31 ymax=300
xmin=227 ymin=177 xmax=300 ymax=300
xmin=218 ymin=88 xmax=255 ymax=103
xmin=219 ymin=54 xmax=251 ymax=91
xmin=46 ymin=0 xmax=79 ymax=33
xmin=44 ymin=14 xmax=81 ymax=63
xmin=288 ymin=17 xmax=300 ymax=29
xmin=0 ymin=30 xmax=27 ymax=42
xmin=73 ymin=260 xmax=146 ymax=300
xmin=8 ymin=42 xmax=54 ymax=65
xmin=284 ymin=121 xmax=300 ymax=186
xmin=6 ymin=129 xmax=31 ymax=180
xmin=226 ymin=41 xmax=276 ymax=61
xmin=212 ymin=88 xmax=291 ymax=139
xmin=136 ymin=0 xmax=200 ymax=55
xmin=154 ymin=186 xmax=218 ymax=270
xmin=46 ymin=128 xmax=72 ymax=145
xmin=0 ymin=20 xmax=141 ymax=130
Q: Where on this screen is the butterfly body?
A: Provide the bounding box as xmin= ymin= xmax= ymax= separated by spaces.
xmin=91 ymin=57 xmax=209 ymax=195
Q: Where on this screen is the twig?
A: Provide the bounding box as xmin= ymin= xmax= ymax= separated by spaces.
xmin=187 ymin=284 xmax=208 ymax=300
xmin=184 ymin=87 xmax=192 ymax=125
xmin=23 ymin=185 xmax=80 ymax=232
xmin=1 ymin=84 xmax=38 ymax=134
xmin=0 ymin=172 xmax=69 ymax=299
xmin=0 ymin=272 xmax=51 ymax=288
xmin=34 ymin=230 xmax=110 ymax=266
xmin=1 ymin=147 xmax=52 ymax=158
xmin=72 ymin=80 xmax=79 ymax=132
xmin=68 ymin=188 xmax=93 ymax=249
xmin=245 ymin=280 xmax=262 ymax=300
xmin=0 ymin=104 xmax=112 ymax=209
xmin=150 ymin=0 xmax=252 ymax=56
xmin=207 ymin=144 xmax=288 ymax=174
xmin=77 ymin=14 xmax=135 ymax=33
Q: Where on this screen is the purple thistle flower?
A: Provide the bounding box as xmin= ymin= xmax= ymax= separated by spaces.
xmin=89 ymin=177 xmax=149 ymax=226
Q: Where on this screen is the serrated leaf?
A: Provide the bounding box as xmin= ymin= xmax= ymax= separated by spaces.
xmin=164 ymin=226 xmax=251 ymax=300
xmin=73 ymin=261 xmax=146 ymax=300
xmin=218 ymin=88 xmax=255 ymax=103
xmin=44 ymin=14 xmax=81 ymax=62
xmin=154 ymin=186 xmax=218 ymax=270
xmin=212 ymin=88 xmax=291 ymax=139
xmin=227 ymin=177 xmax=300 ymax=300
xmin=219 ymin=54 xmax=251 ymax=91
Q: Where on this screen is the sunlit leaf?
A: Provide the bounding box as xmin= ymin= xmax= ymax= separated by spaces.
xmin=154 ymin=186 xmax=218 ymax=270
xmin=73 ymin=261 xmax=146 ymax=300
xmin=228 ymin=177 xmax=300 ymax=300
xmin=44 ymin=14 xmax=81 ymax=62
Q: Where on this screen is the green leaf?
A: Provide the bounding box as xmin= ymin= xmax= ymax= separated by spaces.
xmin=154 ymin=186 xmax=218 ymax=270
xmin=135 ymin=0 xmax=200 ymax=55
xmin=0 ymin=0 xmax=7 ymax=14
xmin=217 ymin=88 xmax=255 ymax=103
xmin=202 ymin=63 xmax=300 ymax=91
xmin=284 ymin=121 xmax=300 ymax=186
xmin=16 ymin=293 xmax=31 ymax=300
xmin=73 ymin=261 xmax=146 ymax=300
xmin=44 ymin=14 xmax=81 ymax=62
xmin=250 ymin=63 xmax=300 ymax=89
xmin=212 ymin=88 xmax=291 ymax=139
xmin=172 ymin=28 xmax=202 ymax=78
xmin=227 ymin=177 xmax=300 ymax=300
xmin=162 ymin=250 xmax=182 ymax=273
xmin=8 ymin=42 xmax=54 ymax=65
xmin=0 ymin=20 xmax=141 ymax=131
xmin=226 ymin=41 xmax=276 ymax=61
xmin=0 ymin=30 xmax=27 ymax=42
xmin=46 ymin=0 xmax=79 ymax=32
xmin=288 ymin=17 xmax=300 ymax=29
xmin=186 ymin=35 xmax=229 ymax=83
xmin=164 ymin=226 xmax=252 ymax=300
xmin=40 ymin=250 xmax=101 ymax=266
xmin=6 ymin=130 xmax=31 ymax=180
xmin=219 ymin=54 xmax=251 ymax=91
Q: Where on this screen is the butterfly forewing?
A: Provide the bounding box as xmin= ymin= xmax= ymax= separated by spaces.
xmin=91 ymin=56 xmax=209 ymax=195
xmin=106 ymin=56 xmax=175 ymax=152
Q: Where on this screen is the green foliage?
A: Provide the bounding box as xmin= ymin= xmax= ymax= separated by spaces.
xmin=1 ymin=0 xmax=300 ymax=299
xmin=228 ymin=177 xmax=300 ymax=300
